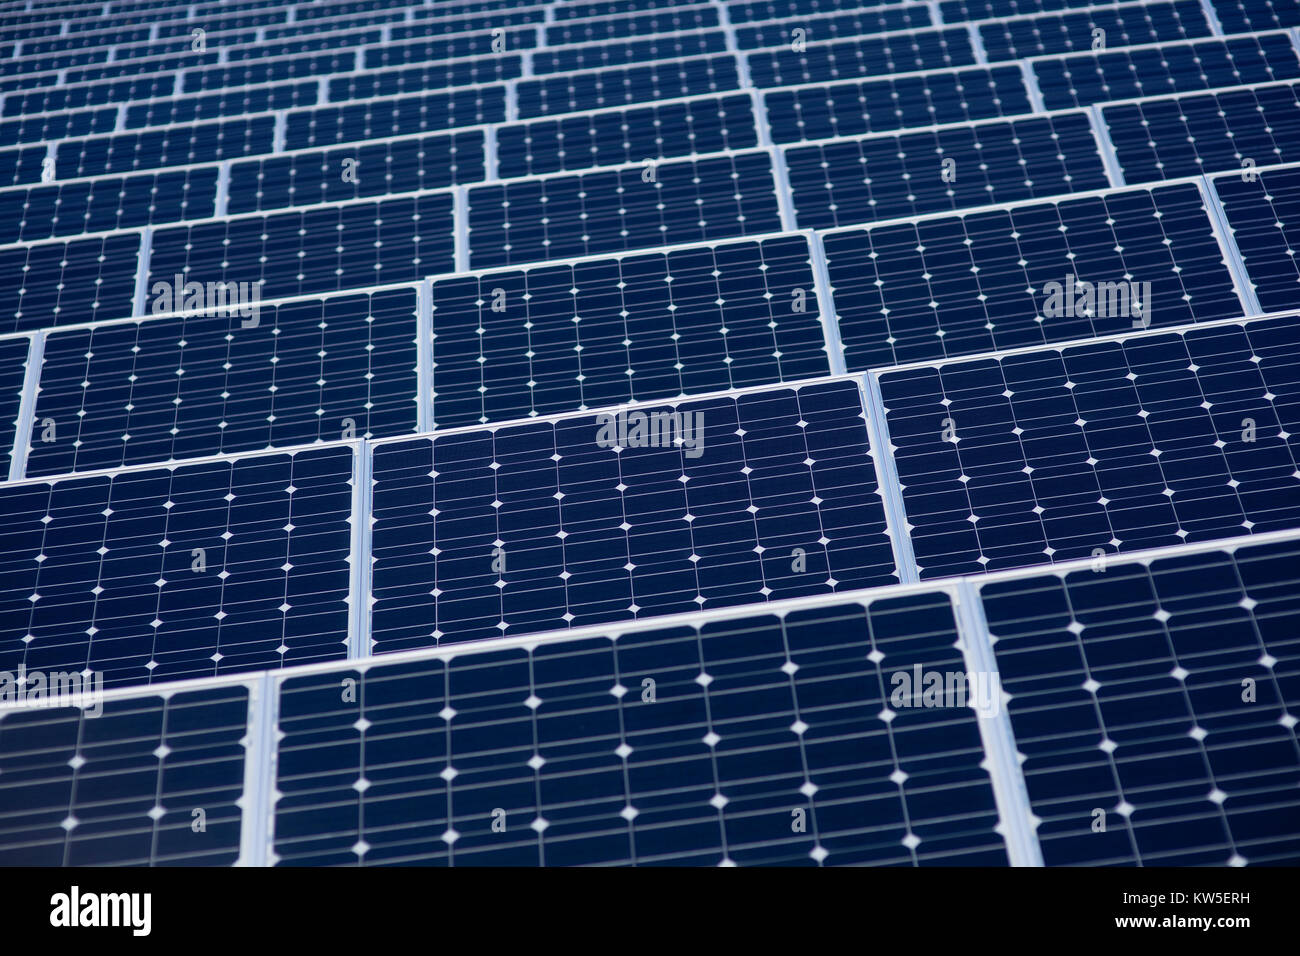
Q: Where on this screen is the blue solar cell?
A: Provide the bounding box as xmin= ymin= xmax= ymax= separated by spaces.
xmin=980 ymin=537 xmax=1300 ymax=864
xmin=747 ymin=29 xmax=977 ymax=88
xmin=0 ymin=685 xmax=248 ymax=865
xmin=369 ymin=378 xmax=898 ymax=653
xmin=148 ymin=193 xmax=456 ymax=301
xmin=26 ymin=287 xmax=419 ymax=476
xmin=429 ymin=236 xmax=830 ymax=428
xmin=286 ymin=87 xmax=508 ymax=150
xmin=735 ymin=6 xmax=934 ymax=48
xmin=0 ymin=143 xmax=47 ymax=186
xmin=763 ymin=67 xmax=1034 ymax=144
xmin=879 ymin=314 xmax=1300 ymax=578
xmin=494 ymin=94 xmax=758 ymax=180
xmin=227 ymin=131 xmax=486 ymax=214
xmin=0 ymin=233 xmax=140 ymax=333
xmin=515 ymin=54 xmax=741 ymax=119
xmin=1213 ymin=163 xmax=1300 ymax=314
xmin=275 ymin=589 xmax=1006 ymax=866
xmin=978 ymin=0 xmax=1211 ymax=63
xmin=0 ymin=166 xmax=219 ymax=244
xmin=466 ymin=152 xmax=783 ymax=269
xmin=1104 ymin=82 xmax=1300 ymax=182
xmin=1033 ymin=33 xmax=1300 ymax=111
xmin=823 ymin=182 xmax=1242 ymax=369
xmin=54 ymin=116 xmax=276 ymax=179
xmin=0 ymin=446 xmax=354 ymax=686
xmin=784 ymin=112 xmax=1111 ymax=230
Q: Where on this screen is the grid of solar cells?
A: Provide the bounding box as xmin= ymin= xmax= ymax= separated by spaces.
xmin=466 ymin=152 xmax=783 ymax=269
xmin=147 ymin=193 xmax=456 ymax=302
xmin=2 ymin=75 xmax=177 ymax=115
xmin=363 ymin=29 xmax=540 ymax=70
xmin=978 ymin=0 xmax=1211 ymax=62
xmin=54 ymin=116 xmax=276 ymax=180
xmin=274 ymin=591 xmax=1008 ymax=866
xmin=0 ymin=143 xmax=47 ymax=186
xmin=746 ymin=28 xmax=977 ymax=88
xmin=1213 ymin=0 xmax=1300 ymax=31
xmin=879 ymin=314 xmax=1300 ymax=579
xmin=0 ymin=335 xmax=29 ymax=475
xmin=1103 ymin=82 xmax=1300 ymax=182
xmin=764 ymin=67 xmax=1036 ymax=144
xmin=1032 ymin=33 xmax=1300 ymax=110
xmin=227 ymin=131 xmax=486 ymax=214
xmin=325 ymin=55 xmax=524 ymax=102
xmin=514 ymin=53 xmax=741 ymax=119
xmin=26 ymin=287 xmax=419 ymax=476
xmin=285 ymin=87 xmax=508 ymax=150
xmin=821 ymin=182 xmax=1242 ymax=370
xmin=369 ymin=379 xmax=897 ymax=653
xmin=429 ymin=236 xmax=829 ymax=428
xmin=1 ymin=233 xmax=141 ymax=334
xmin=980 ymin=537 xmax=1300 ymax=864
xmin=0 ymin=166 xmax=219 ymax=244
xmin=0 ymin=106 xmax=118 ymax=147
xmin=124 ymin=81 xmax=319 ymax=130
xmin=733 ymin=4 xmax=935 ymax=47
xmin=0 ymin=446 xmax=354 ymax=687
xmin=1213 ymin=163 xmax=1300 ymax=314
xmin=545 ymin=5 xmax=718 ymax=44
xmin=783 ymin=112 xmax=1110 ymax=230
xmin=495 ymin=95 xmax=758 ymax=179
xmin=0 ymin=684 xmax=249 ymax=866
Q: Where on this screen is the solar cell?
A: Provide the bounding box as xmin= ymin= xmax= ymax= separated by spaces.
xmin=878 ymin=314 xmax=1300 ymax=578
xmin=275 ymin=589 xmax=1007 ymax=866
xmin=0 ymin=445 xmax=355 ymax=687
xmin=0 ymin=233 xmax=141 ymax=334
xmin=369 ymin=377 xmax=899 ymax=653
xmin=428 ymin=235 xmax=830 ymax=428
xmin=1212 ymin=162 xmax=1300 ymax=314
xmin=0 ymin=683 xmax=250 ymax=865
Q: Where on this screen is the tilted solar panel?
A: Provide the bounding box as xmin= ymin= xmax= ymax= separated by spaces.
xmin=0 ymin=233 xmax=141 ymax=333
xmin=1212 ymin=162 xmax=1300 ymax=314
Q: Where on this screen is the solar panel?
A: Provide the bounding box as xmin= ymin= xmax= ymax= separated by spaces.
xmin=0 ymin=682 xmax=250 ymax=865
xmin=746 ymin=29 xmax=978 ymax=88
xmin=286 ymin=87 xmax=508 ymax=150
xmin=274 ymin=589 xmax=1007 ymax=866
xmin=54 ymin=116 xmax=276 ymax=180
xmin=369 ymin=377 xmax=899 ymax=654
xmin=877 ymin=314 xmax=1300 ymax=578
xmin=1213 ymin=0 xmax=1300 ymax=32
xmin=428 ymin=235 xmax=830 ymax=428
xmin=1211 ymin=162 xmax=1300 ymax=314
xmin=822 ymin=181 xmax=1243 ymax=369
xmin=0 ymin=445 xmax=355 ymax=687
xmin=1 ymin=233 xmax=141 ymax=333
xmin=977 ymin=0 xmax=1211 ymax=62
xmin=979 ymin=535 xmax=1300 ymax=864
xmin=514 ymin=53 xmax=742 ymax=119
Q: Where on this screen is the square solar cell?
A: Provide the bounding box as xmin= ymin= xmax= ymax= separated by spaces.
xmin=369 ymin=379 xmax=898 ymax=653
xmin=274 ymin=592 xmax=1007 ymax=866
xmin=980 ymin=537 xmax=1300 ymax=864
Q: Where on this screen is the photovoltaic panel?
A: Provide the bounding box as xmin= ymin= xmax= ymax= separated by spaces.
xmin=1 ymin=75 xmax=177 ymax=115
xmin=0 ymin=683 xmax=249 ymax=865
xmin=324 ymin=55 xmax=524 ymax=102
xmin=182 ymin=51 xmax=361 ymax=95
xmin=1212 ymin=0 xmax=1300 ymax=32
xmin=733 ymin=7 xmax=934 ymax=48
xmin=227 ymin=29 xmax=386 ymax=62
xmin=940 ymin=0 xmax=1114 ymax=18
xmin=54 ymin=116 xmax=277 ymax=180
xmin=979 ymin=536 xmax=1300 ymax=864
xmin=0 ymin=166 xmax=219 ymax=244
xmin=532 ymin=32 xmax=730 ymax=75
xmin=1212 ymin=163 xmax=1300 ymax=314
xmin=493 ymin=94 xmax=759 ymax=180
xmin=274 ymin=590 xmax=1008 ymax=866
xmin=0 ymin=446 xmax=354 ymax=687
xmin=977 ymin=0 xmax=1212 ymax=62
xmin=0 ymin=143 xmax=46 ymax=186
xmin=763 ymin=67 xmax=1035 ymax=144
xmin=746 ymin=29 xmax=978 ymax=88
xmin=1103 ymin=82 xmax=1300 ymax=182
xmin=147 ymin=193 xmax=456 ymax=302
xmin=1032 ymin=33 xmax=1300 ymax=110
xmin=821 ymin=182 xmax=1242 ymax=370
xmin=783 ymin=112 xmax=1111 ymax=230
xmin=544 ymin=6 xmax=719 ymax=44
xmin=0 ymin=106 xmax=118 ymax=147
xmin=362 ymin=29 xmax=541 ymax=70
xmin=226 ymin=131 xmax=486 ymax=214
xmin=465 ymin=152 xmax=783 ymax=270
xmin=0 ymin=335 xmax=30 ymax=474
xmin=369 ymin=378 xmax=898 ymax=654
xmin=514 ymin=54 xmax=741 ymax=119
xmin=878 ymin=314 xmax=1300 ymax=579
xmin=25 ymin=286 xmax=419 ymax=476
xmin=0 ymin=233 xmax=141 ymax=334
xmin=428 ymin=236 xmax=830 ymax=429
xmin=285 ymin=88 xmax=509 ymax=151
